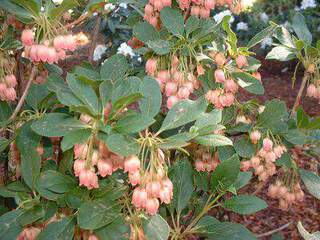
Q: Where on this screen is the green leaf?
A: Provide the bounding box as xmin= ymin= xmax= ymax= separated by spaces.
xmin=26 ymin=84 xmax=50 ymax=110
xmin=159 ymin=97 xmax=207 ymax=133
xmin=99 ymin=80 xmax=113 ymax=106
xmin=16 ymin=121 xmax=41 ymax=189
xmin=37 ymin=217 xmax=75 ymax=240
xmin=0 ymin=0 xmax=34 ymax=23
xmin=61 ymin=129 xmax=92 ymax=152
xmin=283 ymin=129 xmax=306 ymax=145
xmin=77 ymin=198 xmax=121 ymax=230
xmin=300 ymin=169 xmax=320 ymax=200
xmin=143 ymin=214 xmax=170 ymax=240
xmin=114 ymin=113 xmax=155 ymax=134
xmin=257 ymin=100 xmax=288 ymax=133
xmin=98 ymin=133 xmax=139 ymax=157
xmin=38 ymin=170 xmax=76 ymax=194
xmin=95 ymin=217 xmax=130 ymax=240
xmin=195 ymin=109 xmax=222 ymax=127
xmin=0 ymin=137 xmax=10 ymax=153
xmin=266 ymin=46 xmax=296 ymax=61
xmin=207 ymin=222 xmax=256 ymax=240
xmin=66 ymin=73 xmax=101 ymax=115
xmin=247 ymin=24 xmax=278 ymax=49
xmin=195 ymin=134 xmax=232 ymax=147
xmin=147 ymin=40 xmax=170 ymax=55
xmin=112 ymin=93 xmax=143 ymax=112
xmin=211 ymin=155 xmax=240 ymax=192
xmin=234 ymin=172 xmax=252 ymax=190
xmin=221 ymin=16 xmax=238 ymax=53
xmin=133 ymin=22 xmax=160 ymax=43
xmin=74 ymin=65 xmax=100 ymax=82
xmin=48 ymin=0 xmax=79 ymax=20
xmin=0 ymin=209 xmax=23 ymax=240
xmin=139 ymin=76 xmax=162 ymax=118
xmin=223 ymin=195 xmax=267 ymax=215
xmin=186 ymin=16 xmax=199 ymax=36
xmin=232 ymin=72 xmax=264 ymax=95
xmin=195 ymin=215 xmax=220 ymax=234
xmin=100 ymin=55 xmax=128 ymax=82
xmin=0 ymin=101 xmax=12 ymax=122
xmin=31 ymin=113 xmax=88 ymax=137
xmin=234 ymin=137 xmax=255 ymax=158
xmin=169 ymin=160 xmax=193 ymax=212
xmin=297 ymin=107 xmax=309 ymax=128
xmin=292 ymin=13 xmax=312 ymax=45
xmin=17 ymin=204 xmax=45 ymax=226
xmin=159 ymin=132 xmax=197 ymax=149
xmin=160 ymin=7 xmax=184 ymax=37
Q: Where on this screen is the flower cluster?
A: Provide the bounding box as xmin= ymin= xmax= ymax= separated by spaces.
xmin=0 ymin=74 xmax=17 ymax=101
xmin=21 ymin=29 xmax=88 ymax=64
xmin=131 ymin=149 xmax=173 ymax=215
xmin=268 ymin=180 xmax=304 ymax=210
xmin=194 ymin=148 xmax=220 ymax=172
xmin=143 ymin=0 xmax=172 ymax=29
xmin=146 ymin=57 xmax=200 ymax=109
xmin=241 ymin=137 xmax=287 ymax=181
xmin=73 ymin=141 xmax=125 ymax=190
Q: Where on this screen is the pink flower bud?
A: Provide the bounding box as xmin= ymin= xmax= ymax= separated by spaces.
xmin=223 ymin=93 xmax=235 ymax=106
xmin=236 ymin=55 xmax=248 ymax=68
xmin=74 ymin=144 xmax=88 ymax=159
xmin=162 ymin=178 xmax=173 ymax=192
xmin=73 ymin=159 xmax=86 ymax=177
xmin=153 ymin=0 xmax=164 ymax=11
xmin=36 ymin=45 xmax=48 ymax=62
xmin=145 ymin=198 xmax=159 ymax=215
xmin=53 ymin=35 xmax=65 ymax=51
xmin=159 ymin=187 xmax=172 ymax=204
xmin=250 ymin=156 xmax=260 ymax=168
xmin=250 ymin=130 xmax=261 ymax=144
xmin=183 ymin=82 xmax=195 ymax=93
xmin=177 ymin=86 xmax=190 ymax=99
xmin=21 ymin=29 xmax=34 ymax=46
xmin=132 ymin=187 xmax=147 ymax=208
xmin=97 ymin=159 xmax=113 ymax=177
xmin=111 ymin=154 xmax=124 ymax=171
xmin=224 ymin=79 xmax=238 ymax=93
xmin=47 ymin=47 xmax=58 ymax=64
xmin=191 ymin=6 xmax=200 ymax=17
xmin=57 ymin=50 xmax=66 ymax=60
xmin=104 ymin=102 xmax=112 ymax=119
xmin=255 ymin=165 xmax=264 ymax=175
xmin=197 ymin=64 xmax=205 ymax=75
xmin=124 ymin=155 xmax=140 ymax=173
xmin=146 ymin=58 xmax=157 ymax=75
xmin=4 ymin=87 xmax=16 ymax=101
xmin=165 ymin=82 xmax=178 ymax=96
xmin=149 ymin=17 xmax=159 ymax=28
xmin=80 ymin=114 xmax=91 ymax=124
xmin=163 ymin=0 xmax=172 ymax=6
xmin=278 ymin=186 xmax=288 ymax=197
xmin=129 ymin=171 xmax=141 ymax=186
xmin=178 ymin=0 xmax=191 ymax=9
xmin=64 ymin=35 xmax=77 ymax=51
xmin=199 ymin=8 xmax=210 ymax=18
xmin=88 ymin=234 xmax=99 ymax=240
xmin=240 ymin=160 xmax=251 ymax=171
xmin=157 ymin=70 xmax=170 ymax=83
xmin=167 ymin=95 xmax=179 ymax=109
xmin=279 ymin=199 xmax=288 ymax=211
xmin=79 ymin=168 xmax=99 ymax=190
xmin=306 ymin=84 xmax=317 ymax=98
xmin=267 ymin=184 xmax=278 ymax=198
xmin=17 ymin=227 xmax=41 ymax=240
xmin=195 ymin=160 xmax=206 ymax=172
xmin=204 ymin=0 xmax=216 ymax=9
xmin=273 ymin=145 xmax=284 ymax=159
xmin=146 ymin=181 xmax=161 ymax=198
xmin=263 ymin=138 xmax=273 ymax=152
xmin=29 ymin=45 xmax=40 ymax=62
xmin=4 ymin=74 xmax=17 ymax=88
xmin=214 ymin=69 xmax=226 ymax=83
xmin=265 ymin=151 xmax=276 ymax=162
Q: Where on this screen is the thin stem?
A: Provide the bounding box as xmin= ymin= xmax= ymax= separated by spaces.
xmin=89 ymin=15 xmax=102 ymax=64
xmin=9 ymin=66 xmax=37 ymax=122
xmin=256 ymin=221 xmax=292 ymax=238
xmin=291 ymin=71 xmax=309 ymax=117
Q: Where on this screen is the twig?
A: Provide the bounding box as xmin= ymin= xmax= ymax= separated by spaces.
xmin=291 ymin=71 xmax=309 ymax=117
xmin=65 ymin=13 xmax=88 ymax=30
xmin=256 ymin=221 xmax=293 ymax=238
xmin=88 ymin=15 xmax=102 ymax=64
xmin=9 ymin=66 xmax=37 ymax=122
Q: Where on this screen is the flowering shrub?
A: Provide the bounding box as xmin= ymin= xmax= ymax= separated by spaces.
xmin=0 ymin=1 xmax=319 ymax=240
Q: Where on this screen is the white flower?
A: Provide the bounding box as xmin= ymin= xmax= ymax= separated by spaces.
xmin=93 ymin=45 xmax=107 ymax=61
xmin=260 ymin=37 xmax=273 ymax=49
xmin=300 ymin=0 xmax=316 ymax=9
xmin=259 ymin=12 xmax=269 ymax=23
xmin=137 ymin=57 xmax=142 ymax=62
xmin=213 ymin=10 xmax=234 ymax=24
xmin=52 ymin=0 xmax=63 ymax=4
xmin=104 ymin=3 xmax=116 ymax=11
xmin=117 ymin=43 xmax=136 ymax=58
xmin=68 ymin=9 xmax=74 ymax=14
xmin=119 ymin=3 xmax=128 ymax=9
xmin=236 ymin=22 xmax=249 ymax=31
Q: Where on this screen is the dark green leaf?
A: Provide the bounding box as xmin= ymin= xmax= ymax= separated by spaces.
xmin=292 ymin=13 xmax=312 ymax=45
xmin=223 ymin=195 xmax=267 ymax=215
xmin=147 ymin=40 xmax=170 ymax=55
xmin=133 ymin=22 xmax=160 ymax=43
xmin=232 ymin=72 xmax=264 ymax=95
xmin=38 ymin=170 xmax=76 ymax=194
xmin=100 ymin=55 xmax=128 ymax=82
xmin=0 ymin=209 xmax=23 ymax=240
xmin=247 ymin=24 xmax=278 ymax=49
xmin=234 ymin=137 xmax=255 ymax=158
xmin=61 ymin=129 xmax=92 ymax=152
xmin=300 ymin=169 xmax=320 ymax=200
xmin=160 ymin=7 xmax=184 ymax=37
xmin=95 ymin=217 xmax=130 ymax=240
xmin=37 ymin=217 xmax=75 ymax=240
xmin=207 ymin=222 xmax=256 ymax=240
xmin=143 ymin=214 xmax=170 ymax=240
xmin=195 ymin=134 xmax=232 ymax=147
